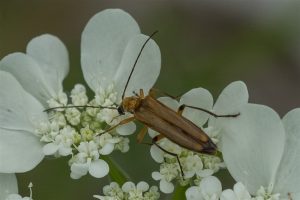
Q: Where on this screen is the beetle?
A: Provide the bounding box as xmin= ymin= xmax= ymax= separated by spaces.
xmin=46 ymin=31 xmax=239 ymax=176
xmin=94 ymin=31 xmax=239 ymax=176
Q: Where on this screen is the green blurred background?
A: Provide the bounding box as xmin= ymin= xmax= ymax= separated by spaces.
xmin=1 ymin=0 xmax=300 ymax=199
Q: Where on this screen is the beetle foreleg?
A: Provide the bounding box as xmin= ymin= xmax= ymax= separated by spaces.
xmin=178 ymin=104 xmax=240 ymax=118
xmin=98 ymin=116 xmax=135 ymax=135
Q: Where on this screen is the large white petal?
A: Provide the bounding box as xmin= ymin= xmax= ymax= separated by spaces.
xmin=159 ymin=179 xmax=174 ymax=194
xmin=26 ymin=34 xmax=69 ymax=93
xmin=114 ymin=34 xmax=161 ymax=100
xmin=0 ymin=71 xmax=47 ymax=132
xmin=0 ymin=129 xmax=44 ymax=173
xmin=99 ymin=143 xmax=114 ymax=155
xmin=89 ymin=159 xmax=109 ymax=178
xmin=122 ymin=181 xmax=135 ymax=192
xmin=150 ymin=145 xmax=164 ymax=163
xmin=137 ymin=181 xmax=149 ymax=192
xmin=185 ymin=186 xmax=203 ymax=200
xmin=180 ymin=88 xmax=213 ymax=127
xmin=0 ymin=53 xmax=56 ymax=106
xmin=220 ymin=190 xmax=237 ymax=200
xmin=209 ymin=81 xmax=248 ymax=128
xmin=199 ymin=176 xmax=222 ymax=197
xmin=0 ymin=173 xmax=18 ymax=200
xmin=81 ymin=9 xmax=140 ymax=91
xmin=221 ymin=104 xmax=285 ymax=195
xmin=116 ymin=121 xmax=136 ymax=136
xmin=157 ymin=97 xmax=179 ymax=111
xmin=274 ymin=108 xmax=300 ymax=194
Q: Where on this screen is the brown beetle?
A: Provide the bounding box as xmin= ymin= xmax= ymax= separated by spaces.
xmin=104 ymin=31 xmax=238 ymax=152
xmin=46 ymin=31 xmax=238 ymax=176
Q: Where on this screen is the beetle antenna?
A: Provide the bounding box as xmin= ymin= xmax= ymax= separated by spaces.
xmin=44 ymin=105 xmax=118 ymax=112
xmin=121 ymin=30 xmax=158 ymax=100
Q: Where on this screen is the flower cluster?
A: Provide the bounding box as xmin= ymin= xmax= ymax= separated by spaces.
xmin=93 ymin=181 xmax=160 ymax=200
xmin=186 ymin=176 xmax=282 ymax=200
xmin=1 ymin=8 xmax=300 ymax=200
xmin=0 ymin=9 xmax=160 ymax=180
xmin=39 ymin=83 xmax=135 ymax=179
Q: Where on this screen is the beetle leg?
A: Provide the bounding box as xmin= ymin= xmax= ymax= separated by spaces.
xmin=152 ymin=141 xmax=185 ymax=179
xmin=98 ymin=116 xmax=135 ymax=135
xmin=137 ymin=126 xmax=148 ymax=143
xmin=178 ymin=104 xmax=240 ymax=118
xmin=149 ymin=88 xmax=183 ymax=100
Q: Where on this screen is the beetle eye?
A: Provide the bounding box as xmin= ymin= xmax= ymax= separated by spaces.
xmin=117 ymin=106 xmax=125 ymax=115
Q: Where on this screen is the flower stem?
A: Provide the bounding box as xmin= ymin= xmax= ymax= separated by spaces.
xmin=102 ymin=156 xmax=129 ymax=185
xmin=171 ymin=184 xmax=189 ymax=200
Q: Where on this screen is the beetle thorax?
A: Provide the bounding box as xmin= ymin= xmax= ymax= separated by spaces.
xmin=122 ymin=96 xmax=142 ymax=113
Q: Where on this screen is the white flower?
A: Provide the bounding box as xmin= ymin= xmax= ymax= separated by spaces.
xmin=42 ymin=125 xmax=77 ymax=156
xmin=201 ymin=155 xmax=225 ymax=173
xmin=183 ymin=154 xmax=213 ymax=179
xmin=94 ymin=181 xmax=160 ymax=200
xmin=152 ymin=163 xmax=179 ymax=194
xmin=94 ymin=182 xmax=124 ymax=200
xmin=122 ymin=181 xmax=149 ymax=199
xmin=185 ymin=176 xmax=222 ymax=200
xmin=71 ymin=84 xmax=88 ymax=106
xmin=221 ymin=104 xmax=300 ymax=199
xmin=70 ymin=141 xmax=109 ymax=179
xmin=95 ymin=133 xmax=121 ymax=155
xmin=0 ymin=72 xmax=46 ymax=173
xmin=220 ymin=182 xmax=252 ymax=200
xmin=0 ymin=34 xmax=69 ymax=107
xmin=65 ymin=108 xmax=81 ymax=126
xmin=114 ymin=137 xmax=130 ymax=153
xmin=81 ymin=9 xmax=161 ymax=135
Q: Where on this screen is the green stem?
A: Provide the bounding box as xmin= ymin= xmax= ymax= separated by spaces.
xmin=171 ymin=184 xmax=189 ymax=200
xmin=102 ymin=156 xmax=129 ymax=185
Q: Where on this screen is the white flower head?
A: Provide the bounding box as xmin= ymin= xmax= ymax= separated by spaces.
xmin=220 ymin=182 xmax=252 ymax=200
xmin=70 ymin=141 xmax=109 ymax=179
xmin=183 ymin=154 xmax=213 ymax=179
xmin=122 ymin=181 xmax=149 ymax=199
xmin=65 ymin=108 xmax=81 ymax=126
xmin=71 ymin=84 xmax=88 ymax=106
xmin=94 ymin=181 xmax=160 ymax=200
xmin=96 ymin=133 xmax=121 ymax=155
xmin=186 ymin=176 xmax=222 ymax=200
xmin=152 ymin=162 xmax=180 ymax=194
xmin=42 ymin=125 xmax=77 ymax=156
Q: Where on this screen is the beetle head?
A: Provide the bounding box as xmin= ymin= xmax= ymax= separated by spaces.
xmin=122 ymin=96 xmax=142 ymax=113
